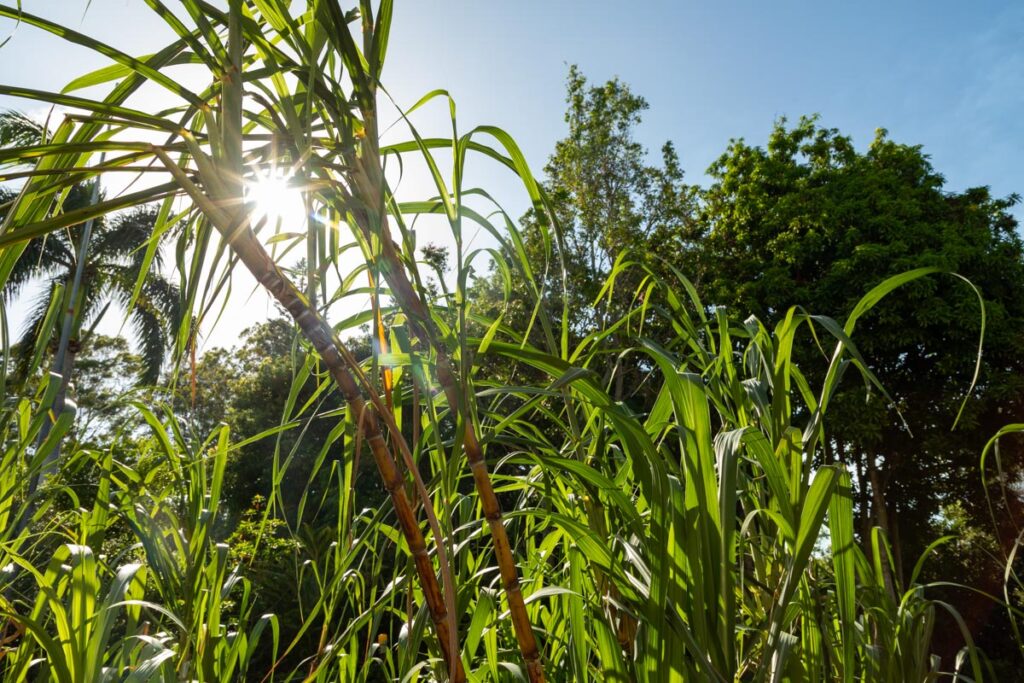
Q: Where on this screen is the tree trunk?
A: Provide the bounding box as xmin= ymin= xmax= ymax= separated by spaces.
xmin=855 ymin=450 xmax=871 ymax=552
xmin=867 ymin=455 xmax=898 ymax=600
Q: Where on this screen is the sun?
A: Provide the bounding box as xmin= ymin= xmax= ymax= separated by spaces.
xmin=247 ymin=169 xmax=308 ymax=229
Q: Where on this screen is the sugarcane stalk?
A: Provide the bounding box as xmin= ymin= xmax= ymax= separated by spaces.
xmin=336 ymin=79 xmax=543 ymax=673
xmin=163 ymin=7 xmax=465 ymax=673
xmin=319 ymin=67 xmax=544 ymax=673
xmin=344 ymin=150 xmax=545 ymax=681
xmin=375 ymin=234 xmax=545 ymax=682
xmin=152 ymin=142 xmax=463 ymax=681
xmin=236 ymin=226 xmax=464 ymax=681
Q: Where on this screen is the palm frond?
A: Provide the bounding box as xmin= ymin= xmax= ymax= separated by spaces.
xmin=0 ymin=109 xmax=44 ymax=151
xmin=90 ymin=204 xmax=159 ymax=261
xmin=12 ymin=277 xmax=62 ymax=384
xmin=106 ymin=266 xmax=180 ymax=384
xmin=0 ymin=236 xmax=72 ymax=304
xmin=127 ymin=295 xmax=167 ymax=386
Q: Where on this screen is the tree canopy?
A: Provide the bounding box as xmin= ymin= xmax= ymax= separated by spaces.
xmin=699 ymin=115 xmax=1024 ymax=564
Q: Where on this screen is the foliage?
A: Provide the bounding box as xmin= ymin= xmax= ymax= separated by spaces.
xmin=1 ymin=406 xmax=275 ymax=682
xmin=63 ymin=334 xmax=146 ymax=443
xmin=0 ymin=3 xmax=1014 ymax=683
xmin=697 ymin=115 xmax=1024 ymax=660
xmin=472 ymin=66 xmax=698 ymax=403
xmin=181 ymin=318 xmax=382 ymax=521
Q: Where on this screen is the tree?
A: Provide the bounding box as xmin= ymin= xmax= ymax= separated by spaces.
xmin=472 ymin=66 xmax=699 ymax=400
xmin=2 ymin=192 xmax=181 ymax=386
xmin=477 ymin=76 xmax=1024 ymax=666
xmin=71 ymin=334 xmax=148 ymax=443
xmin=696 ymin=115 xmax=1024 ymax=664
xmin=0 ymin=111 xmax=181 ymax=386
xmin=182 ymin=318 xmax=382 ymax=522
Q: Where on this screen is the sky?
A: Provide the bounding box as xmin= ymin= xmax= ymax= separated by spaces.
xmin=1 ymin=0 xmax=1022 ymax=351
xmin=383 ymin=0 xmax=1024 ymax=211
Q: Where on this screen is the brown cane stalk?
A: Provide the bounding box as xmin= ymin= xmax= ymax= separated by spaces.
xmin=216 ymin=210 xmax=463 ymax=680
xmin=375 ymin=229 xmax=545 ymax=683
xmin=337 ymin=142 xmax=546 ymax=681
xmin=151 ymin=145 xmax=464 ymax=679
xmin=219 ymin=9 xmax=462 ymax=674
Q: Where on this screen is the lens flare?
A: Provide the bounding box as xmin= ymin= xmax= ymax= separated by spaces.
xmin=247 ymin=169 xmax=307 ymax=228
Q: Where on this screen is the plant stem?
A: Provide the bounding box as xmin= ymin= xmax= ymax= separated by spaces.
xmin=353 ymin=201 xmax=545 ymax=682
xmin=221 ymin=213 xmax=465 ymax=682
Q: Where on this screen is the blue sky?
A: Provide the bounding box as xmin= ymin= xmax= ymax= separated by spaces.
xmin=1 ymin=1 xmax=1021 ymax=346
xmin=2 ymin=1 xmax=1021 ymax=211
xmin=385 ymin=1 xmax=1024 ymax=218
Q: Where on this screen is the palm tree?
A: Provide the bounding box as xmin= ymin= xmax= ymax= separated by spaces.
xmin=0 ymin=112 xmax=180 ymax=387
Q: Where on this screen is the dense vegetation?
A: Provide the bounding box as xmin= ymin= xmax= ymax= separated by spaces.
xmin=0 ymin=2 xmax=1021 ymax=681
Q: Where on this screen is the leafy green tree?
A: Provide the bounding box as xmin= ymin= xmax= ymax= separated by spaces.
xmin=540 ymin=66 xmax=697 ymax=328
xmin=184 ymin=318 xmax=382 ymax=522
xmin=71 ymin=334 xmax=148 ymax=443
xmin=477 ymin=75 xmax=1024 ymax=663
xmin=472 ymin=66 xmax=699 ymax=399
xmin=479 ymin=83 xmax=1024 ymax=666
xmin=696 ymin=115 xmax=1024 ymax=663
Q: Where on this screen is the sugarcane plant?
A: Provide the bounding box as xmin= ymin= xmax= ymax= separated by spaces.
xmin=0 ymin=1 xmax=543 ymax=680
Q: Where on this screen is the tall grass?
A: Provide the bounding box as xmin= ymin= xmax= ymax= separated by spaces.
xmin=0 ymin=2 xmax=997 ymax=681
